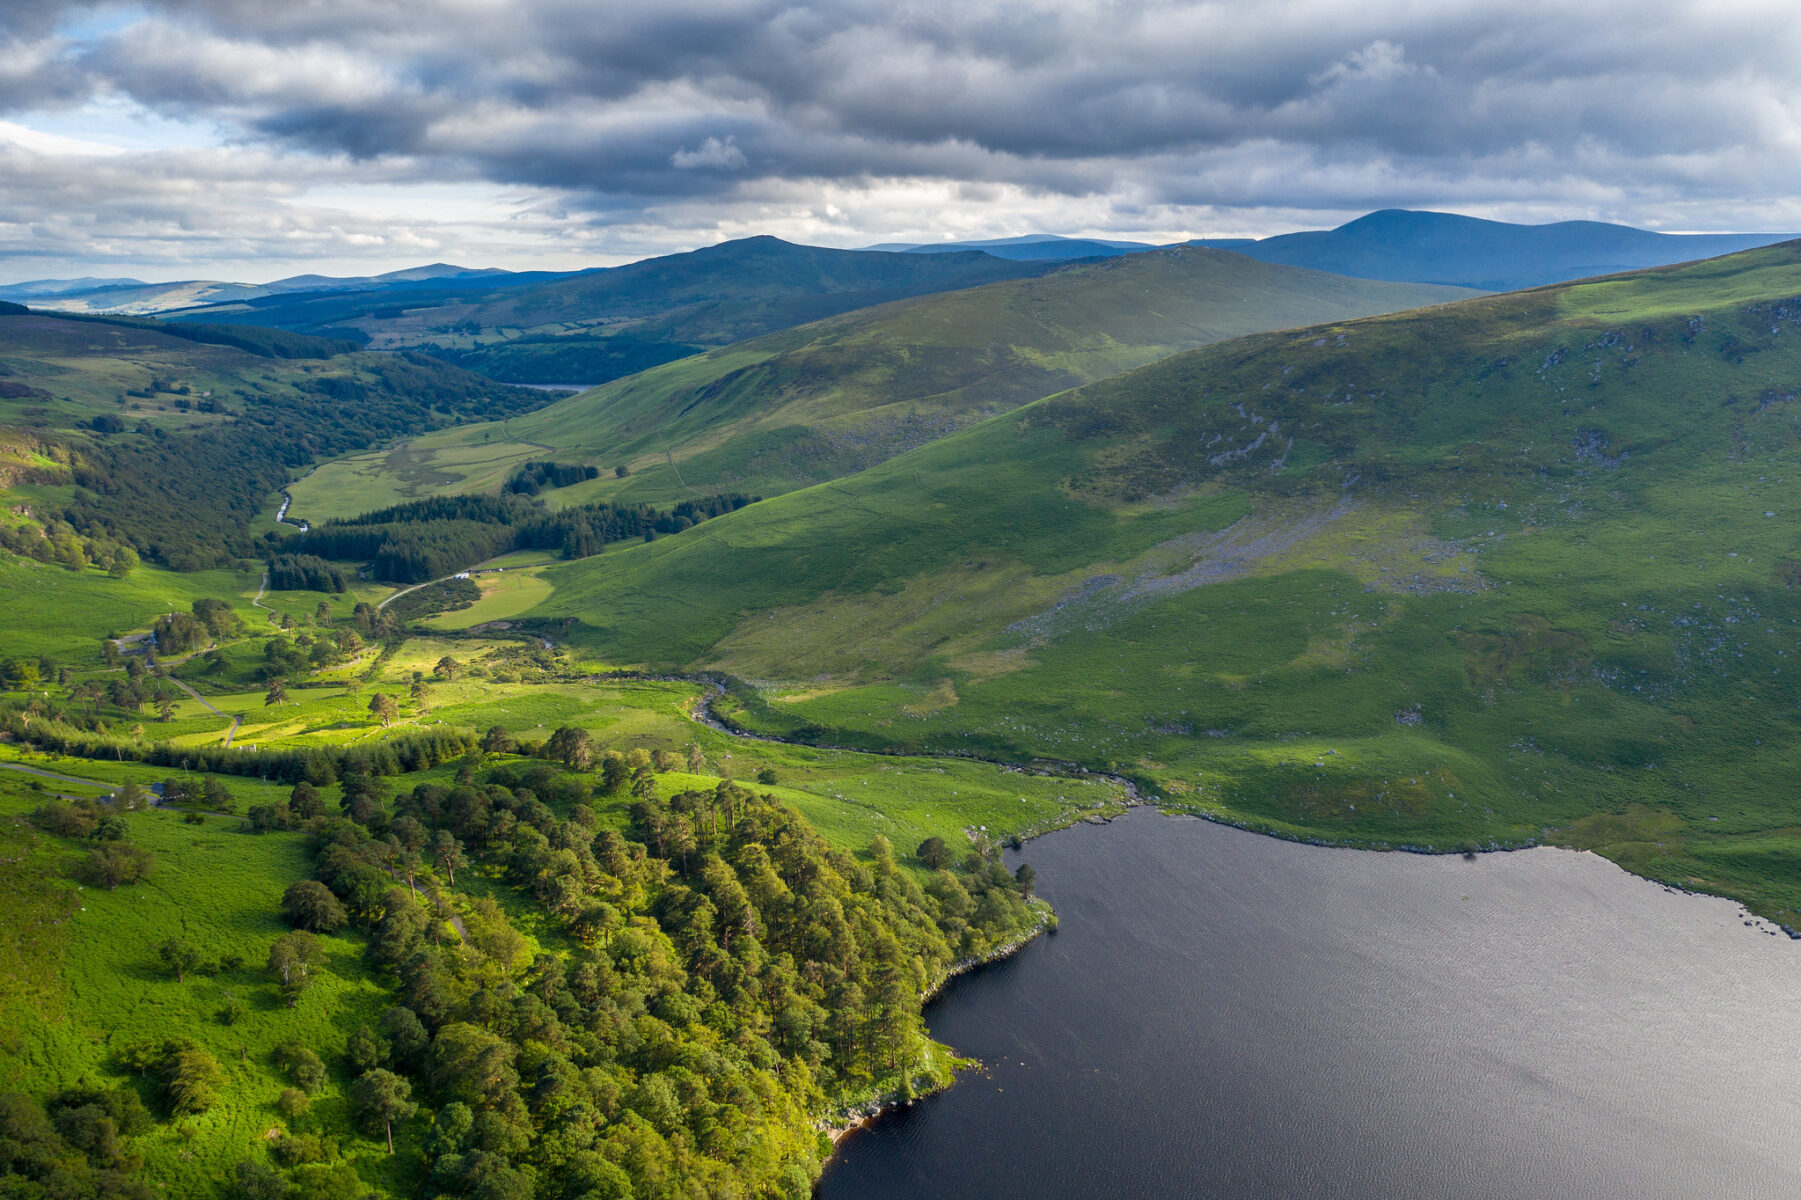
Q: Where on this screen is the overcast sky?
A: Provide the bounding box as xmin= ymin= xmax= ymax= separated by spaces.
xmin=3 ymin=0 xmax=1800 ymax=281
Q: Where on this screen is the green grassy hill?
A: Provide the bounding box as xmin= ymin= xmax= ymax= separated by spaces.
xmin=288 ymin=249 xmax=1475 ymax=519
xmin=526 ymin=239 xmax=1801 ymax=921
xmin=0 ymin=784 xmax=394 ymax=1197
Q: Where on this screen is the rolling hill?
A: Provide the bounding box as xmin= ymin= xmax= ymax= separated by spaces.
xmin=1194 ymin=209 xmax=1793 ymax=290
xmin=284 ymin=247 xmax=1476 ymax=520
xmin=522 ymin=238 xmax=1801 ymax=922
xmin=0 ymin=263 xmax=546 ymax=317
xmin=173 ymin=238 xmax=1064 ymax=388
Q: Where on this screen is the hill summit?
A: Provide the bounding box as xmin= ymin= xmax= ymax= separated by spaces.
xmin=1193 ymin=209 xmax=1791 ymax=289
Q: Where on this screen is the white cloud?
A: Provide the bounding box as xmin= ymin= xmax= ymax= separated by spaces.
xmin=671 ymin=135 xmax=747 ymax=170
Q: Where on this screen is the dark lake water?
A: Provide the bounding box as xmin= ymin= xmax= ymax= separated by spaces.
xmin=818 ymin=810 xmax=1801 ymax=1199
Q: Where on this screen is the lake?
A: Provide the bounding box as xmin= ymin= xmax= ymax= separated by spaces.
xmin=819 ymin=810 xmax=1801 ymax=1199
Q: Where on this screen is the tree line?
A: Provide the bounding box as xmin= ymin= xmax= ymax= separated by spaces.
xmin=276 ymin=491 xmax=754 ymax=584
xmin=504 ymin=461 xmax=599 ymax=495
xmin=50 ymin=312 xmax=361 ymax=360
xmin=267 ymin=554 xmax=351 ymax=593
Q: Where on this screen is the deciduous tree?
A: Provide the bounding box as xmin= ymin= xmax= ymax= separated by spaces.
xmin=282 ymin=880 xmax=347 ymax=933
xmin=268 ymin=931 xmax=324 ymax=1005
xmin=368 ymin=692 xmax=399 ymax=727
xmin=916 ymin=837 xmax=952 ymax=870
xmin=158 ymin=938 xmax=205 ymax=983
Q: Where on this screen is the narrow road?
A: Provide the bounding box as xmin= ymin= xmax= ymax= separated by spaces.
xmin=658 ymin=430 xmax=703 ymax=495
xmin=0 ymin=762 xmax=117 ymax=789
xmin=378 ymin=570 xmax=467 ymax=612
xmin=501 ymin=420 xmax=558 ymax=454
xmin=164 ymin=674 xmax=243 ymax=747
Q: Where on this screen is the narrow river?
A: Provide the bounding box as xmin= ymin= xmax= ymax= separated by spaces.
xmin=819 ymin=809 xmax=1801 ymax=1199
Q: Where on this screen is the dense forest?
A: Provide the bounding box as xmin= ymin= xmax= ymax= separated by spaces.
xmin=277 ymin=747 xmax=1044 ymax=1199
xmin=267 ymin=554 xmax=352 ymax=593
xmin=53 ymin=313 xmax=363 ymax=360
xmin=279 ymin=492 xmax=753 ymax=584
xmin=65 ymin=349 xmax=548 ymax=570
xmin=0 ymin=732 xmax=1045 ymax=1200
xmin=0 ymin=308 xmax=551 ymax=570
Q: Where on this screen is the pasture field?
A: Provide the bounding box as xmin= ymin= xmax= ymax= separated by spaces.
xmin=0 ymin=556 xmax=258 ymax=659
xmin=0 ymin=782 xmax=402 ymax=1197
xmin=419 ymin=567 xmax=553 ymax=630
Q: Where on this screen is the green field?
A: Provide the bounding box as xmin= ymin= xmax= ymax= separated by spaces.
xmin=0 ymin=556 xmax=259 ymax=659
xmin=289 ymin=252 xmax=1474 ymax=519
xmin=0 ymin=782 xmax=399 ymax=1196
xmin=419 ymin=569 xmax=554 ymax=631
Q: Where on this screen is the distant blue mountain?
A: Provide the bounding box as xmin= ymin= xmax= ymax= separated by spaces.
xmin=864 ymin=234 xmax=1156 ymax=261
xmin=0 ymin=263 xmax=570 ymax=315
xmin=0 ymin=276 xmax=146 ymax=297
xmin=1189 ymin=210 xmax=1794 ymax=291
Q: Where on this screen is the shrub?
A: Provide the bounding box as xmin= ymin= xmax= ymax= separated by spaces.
xmin=85 ymin=843 xmax=154 ymax=889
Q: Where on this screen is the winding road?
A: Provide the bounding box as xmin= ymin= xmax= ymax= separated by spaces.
xmin=164 ymin=673 xmax=243 ymax=747
xmin=0 ymin=762 xmax=117 ymax=790
xmin=378 ymin=570 xmax=467 ymax=611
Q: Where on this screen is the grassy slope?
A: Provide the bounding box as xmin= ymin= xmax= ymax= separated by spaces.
xmin=288 ymin=250 xmax=1474 ymax=520
xmin=528 ymin=240 xmax=1801 ymax=922
xmin=0 ymin=782 xmax=397 ymax=1197
xmin=0 ymin=556 xmax=259 ymax=658
xmin=0 ymin=314 xmax=364 ymax=441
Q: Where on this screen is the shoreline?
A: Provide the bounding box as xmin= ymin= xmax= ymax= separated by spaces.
xmin=818 ymin=905 xmax=1058 ymax=1149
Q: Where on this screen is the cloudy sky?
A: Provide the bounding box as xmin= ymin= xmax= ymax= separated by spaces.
xmin=2 ymin=0 xmax=1800 ymax=281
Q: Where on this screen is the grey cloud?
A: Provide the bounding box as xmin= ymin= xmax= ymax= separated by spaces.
xmin=33 ymin=0 xmax=1793 ymax=213
xmin=3 ymin=0 xmax=1801 ymax=276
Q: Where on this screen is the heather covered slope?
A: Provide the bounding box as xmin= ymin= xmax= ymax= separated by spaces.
xmin=530 ymin=240 xmax=1801 ymax=922
xmin=288 ymin=248 xmax=1475 ymax=518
